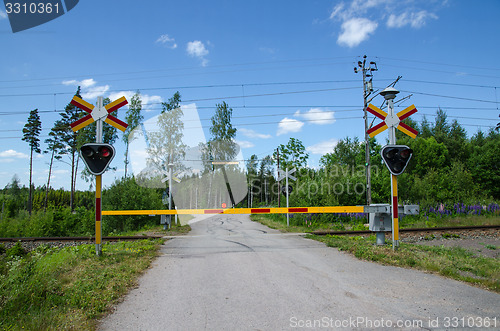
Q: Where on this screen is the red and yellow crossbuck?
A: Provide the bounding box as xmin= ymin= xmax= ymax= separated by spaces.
xmin=70 ymin=96 xmax=129 ymax=132
xmin=366 ymin=103 xmax=418 ymax=139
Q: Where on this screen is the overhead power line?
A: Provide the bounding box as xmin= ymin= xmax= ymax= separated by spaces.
xmin=377 ymin=56 xmax=500 ymax=72
xmin=0 ymin=56 xmax=355 ymax=84
xmin=398 ymin=89 xmax=498 ymax=104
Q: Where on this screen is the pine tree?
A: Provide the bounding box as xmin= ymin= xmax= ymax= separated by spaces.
xmin=22 ymin=108 xmax=42 ymax=215
xmin=43 ymin=127 xmax=65 ymax=211
xmin=51 ymin=87 xmax=84 ymax=210
xmin=207 ymin=101 xmax=237 ymax=163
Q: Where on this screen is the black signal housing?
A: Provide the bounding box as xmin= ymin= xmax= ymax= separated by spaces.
xmin=380 ymin=145 xmax=413 ymax=176
xmin=80 ymin=143 xmax=115 ymax=176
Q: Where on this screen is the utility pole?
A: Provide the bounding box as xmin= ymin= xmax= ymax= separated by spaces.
xmin=354 ymin=55 xmax=377 ymax=205
xmin=276 ymin=148 xmax=280 ymax=208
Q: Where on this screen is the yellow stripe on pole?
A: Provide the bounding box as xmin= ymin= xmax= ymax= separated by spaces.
xmin=392 ymin=174 xmax=399 ymax=242
xmin=96 ymin=175 xmax=102 ymax=198
xmin=95 ymin=221 xmax=101 ymax=244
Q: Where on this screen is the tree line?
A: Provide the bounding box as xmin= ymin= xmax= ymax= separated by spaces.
xmin=4 ymin=88 xmax=500 ymax=235
xmin=243 ymin=109 xmax=499 ymax=210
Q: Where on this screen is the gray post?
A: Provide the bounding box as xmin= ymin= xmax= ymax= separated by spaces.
xmin=96 ymin=96 xmax=104 ymax=144
xmin=95 ymin=96 xmax=104 ymax=256
xmin=380 ymin=87 xmax=400 ymax=250
xmin=286 ymin=168 xmax=289 ymax=227
xmin=168 ymin=163 xmax=173 ymax=230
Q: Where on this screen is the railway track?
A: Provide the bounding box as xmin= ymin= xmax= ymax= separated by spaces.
xmin=310 ymin=224 xmax=500 ymax=236
xmin=0 ymin=225 xmax=498 ymax=243
xmin=0 ymin=235 xmax=163 ymax=243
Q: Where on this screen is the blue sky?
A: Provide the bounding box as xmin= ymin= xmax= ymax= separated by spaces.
xmin=0 ymin=0 xmax=499 ymax=191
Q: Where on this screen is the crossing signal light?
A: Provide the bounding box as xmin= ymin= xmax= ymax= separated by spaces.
xmin=381 ymin=145 xmax=413 ymax=176
xmin=80 ymin=143 xmax=115 ymax=175
xmin=281 ymin=185 xmax=293 ymax=195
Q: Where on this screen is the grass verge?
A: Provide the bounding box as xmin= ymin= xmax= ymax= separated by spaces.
xmin=251 ymin=214 xmax=500 ymax=233
xmin=400 ymin=214 xmax=500 ymax=228
xmin=309 ymin=234 xmax=500 ymax=293
xmin=0 ymin=239 xmax=164 ymax=330
xmin=119 ymin=223 xmax=192 ymax=237
xmin=250 ymin=214 xmax=312 ymax=233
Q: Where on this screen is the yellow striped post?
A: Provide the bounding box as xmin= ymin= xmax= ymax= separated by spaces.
xmin=391 ymin=174 xmax=399 ymax=250
xmin=95 ymin=175 xmax=102 ymax=256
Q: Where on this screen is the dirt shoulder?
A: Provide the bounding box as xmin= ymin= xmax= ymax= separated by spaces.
xmin=400 ymin=228 xmax=499 ymax=258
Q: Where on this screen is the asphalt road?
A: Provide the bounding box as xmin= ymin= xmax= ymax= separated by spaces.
xmin=100 ymin=214 xmax=499 ymax=330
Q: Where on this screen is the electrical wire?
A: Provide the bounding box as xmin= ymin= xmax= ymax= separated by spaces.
xmin=0 ymin=56 xmax=355 ymax=84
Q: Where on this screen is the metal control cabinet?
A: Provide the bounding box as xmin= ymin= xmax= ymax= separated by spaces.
xmin=369 ymin=207 xmax=392 ymax=231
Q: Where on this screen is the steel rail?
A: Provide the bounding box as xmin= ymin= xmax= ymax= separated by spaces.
xmin=310 ymin=224 xmax=500 ymax=236
xmin=0 ymin=235 xmax=163 ymax=243
xmin=0 ymin=225 xmax=497 ymax=242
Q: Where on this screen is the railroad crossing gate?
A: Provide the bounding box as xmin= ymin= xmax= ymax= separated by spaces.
xmin=103 ymin=205 xmax=419 ymax=217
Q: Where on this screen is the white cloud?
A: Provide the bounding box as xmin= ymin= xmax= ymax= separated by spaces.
xmin=337 ymin=17 xmax=378 ymax=47
xmin=187 ymin=41 xmax=208 ymax=57
xmin=294 ymin=108 xmax=336 ymax=125
xmin=82 ymin=85 xmax=110 ymax=99
xmin=0 ymin=149 xmax=29 ymax=159
xmin=0 ymin=10 xmax=8 ymax=20
xmin=187 ymin=40 xmax=209 ymax=66
xmin=108 ymin=91 xmax=163 ymax=112
xmin=62 ymin=78 xmax=109 ymax=99
xmin=306 ymin=139 xmax=339 ymax=155
xmin=330 ymin=1 xmax=440 ymax=47
xmin=156 ymin=34 xmax=178 ymax=49
xmin=277 ymin=118 xmax=304 ymax=136
xmin=62 ymin=80 xmax=162 ymax=111
xmin=235 ymin=140 xmax=254 ymax=149
xmin=108 ymin=91 xmax=135 ymax=105
xmin=387 ymin=10 xmax=437 ymax=29
xmin=63 ymin=78 xmax=96 ymax=89
xmin=329 ymin=3 xmax=345 ymax=20
xmin=239 ymin=128 xmax=272 ymax=139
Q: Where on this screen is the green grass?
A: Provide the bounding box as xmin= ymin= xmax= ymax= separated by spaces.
xmin=0 ymin=239 xmax=164 ymax=330
xmin=309 ymin=234 xmax=500 ymax=293
xmin=252 ymin=213 xmax=500 ymax=232
xmin=250 ymin=214 xmax=312 ymax=233
xmin=400 ymin=214 xmax=500 ymax=229
xmin=119 ymin=223 xmax=192 ymax=237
